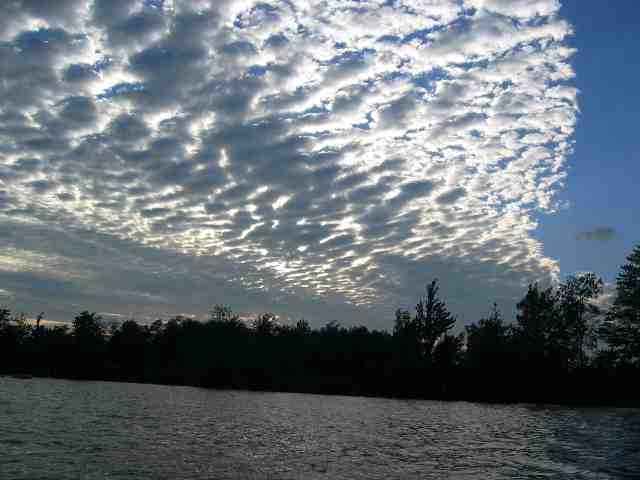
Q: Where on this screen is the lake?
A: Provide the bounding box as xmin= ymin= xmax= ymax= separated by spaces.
xmin=1 ymin=377 xmax=639 ymax=479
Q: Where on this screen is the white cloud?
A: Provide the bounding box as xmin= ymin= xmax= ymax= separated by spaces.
xmin=0 ymin=0 xmax=576 ymax=327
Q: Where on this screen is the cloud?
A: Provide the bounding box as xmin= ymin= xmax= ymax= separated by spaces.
xmin=435 ymin=187 xmax=467 ymax=206
xmin=576 ymin=227 xmax=618 ymax=242
xmin=0 ymin=0 xmax=576 ymax=327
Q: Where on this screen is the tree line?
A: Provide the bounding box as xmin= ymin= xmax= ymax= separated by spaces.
xmin=1 ymin=244 xmax=639 ymax=406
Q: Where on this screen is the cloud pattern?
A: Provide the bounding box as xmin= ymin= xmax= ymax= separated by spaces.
xmin=0 ymin=0 xmax=577 ymax=325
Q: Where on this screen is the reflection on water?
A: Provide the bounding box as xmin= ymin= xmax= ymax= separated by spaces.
xmin=1 ymin=377 xmax=639 ymax=479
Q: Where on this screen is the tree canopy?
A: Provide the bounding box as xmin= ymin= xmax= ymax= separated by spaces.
xmin=600 ymin=245 xmax=640 ymax=366
xmin=2 ymin=245 xmax=640 ymax=406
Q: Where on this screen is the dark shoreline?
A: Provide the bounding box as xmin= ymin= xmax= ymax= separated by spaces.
xmin=2 ymin=246 xmax=639 ymax=410
xmin=3 ymin=371 xmax=638 ymax=409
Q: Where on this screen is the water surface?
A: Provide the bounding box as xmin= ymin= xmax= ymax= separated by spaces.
xmin=1 ymin=377 xmax=639 ymax=479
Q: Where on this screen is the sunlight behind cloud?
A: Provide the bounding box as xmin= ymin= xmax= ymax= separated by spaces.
xmin=0 ymin=0 xmax=577 ymax=325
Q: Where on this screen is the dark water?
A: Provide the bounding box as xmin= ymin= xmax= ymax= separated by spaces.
xmin=1 ymin=377 xmax=639 ymax=479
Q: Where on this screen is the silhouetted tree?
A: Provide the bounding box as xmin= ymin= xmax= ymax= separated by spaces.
xmin=73 ymin=311 xmax=104 ymax=344
xmin=109 ymin=319 xmax=151 ymax=378
xmin=433 ymin=333 xmax=465 ymax=369
xmin=2 ymin=259 xmax=639 ymax=406
xmin=515 ymin=283 xmax=557 ymax=368
xmin=253 ymin=313 xmax=277 ymax=336
xmin=33 ymin=312 xmax=45 ymax=338
xmin=0 ymin=307 xmax=11 ymax=328
xmin=393 ymin=308 xmax=412 ymax=336
xmin=465 ymin=303 xmax=511 ymax=370
xmin=0 ymin=310 xmax=31 ymax=361
xmin=0 ymin=308 xmax=17 ymax=372
xmin=33 ymin=324 xmax=73 ymax=377
xmin=414 ymin=280 xmax=456 ymax=364
xmin=294 ymin=319 xmax=311 ymax=335
xmin=556 ymin=273 xmax=603 ymax=369
xmin=393 ymin=307 xmax=419 ymax=353
xmin=210 ymin=304 xmax=239 ymax=323
xmin=600 ymin=244 xmax=640 ymax=366
xmin=72 ymin=311 xmax=105 ymax=378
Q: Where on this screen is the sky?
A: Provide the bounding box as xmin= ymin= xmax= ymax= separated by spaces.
xmin=0 ymin=0 xmax=637 ymax=329
xmin=536 ymin=0 xmax=640 ymax=287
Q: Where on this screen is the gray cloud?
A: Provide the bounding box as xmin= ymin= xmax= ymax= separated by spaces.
xmin=577 ymin=227 xmax=617 ymax=242
xmin=436 ymin=187 xmax=467 ymax=206
xmin=0 ymin=0 xmax=576 ymax=328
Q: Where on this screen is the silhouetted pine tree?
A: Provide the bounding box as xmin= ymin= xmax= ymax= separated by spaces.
xmin=465 ymin=303 xmax=511 ymax=371
xmin=601 ymin=244 xmax=640 ymax=366
xmin=72 ymin=311 xmax=106 ymax=378
xmin=555 ymin=273 xmax=603 ymax=369
xmin=414 ymin=280 xmax=456 ymax=364
xmin=515 ymin=283 xmax=557 ymax=368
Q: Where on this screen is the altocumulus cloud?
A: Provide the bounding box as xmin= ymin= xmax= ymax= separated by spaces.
xmin=0 ymin=0 xmax=577 ymax=328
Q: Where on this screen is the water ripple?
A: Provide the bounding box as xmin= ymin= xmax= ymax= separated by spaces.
xmin=1 ymin=378 xmax=639 ymax=479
